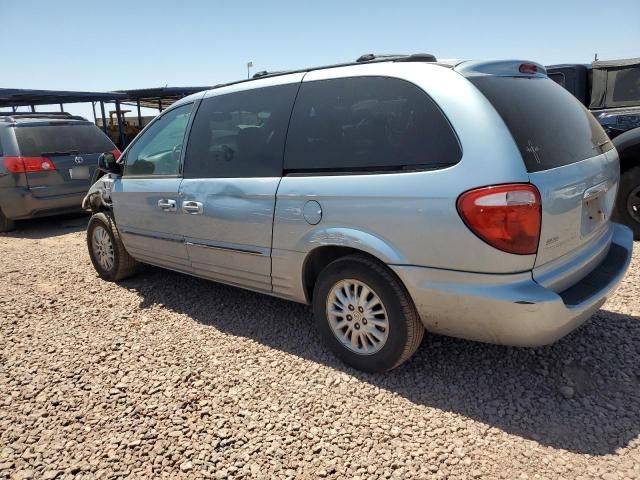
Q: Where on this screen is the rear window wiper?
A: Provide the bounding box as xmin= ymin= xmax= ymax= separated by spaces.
xmin=40 ymin=150 xmax=79 ymax=157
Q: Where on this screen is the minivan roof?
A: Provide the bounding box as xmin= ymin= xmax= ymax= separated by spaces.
xmin=170 ymin=56 xmax=547 ymax=111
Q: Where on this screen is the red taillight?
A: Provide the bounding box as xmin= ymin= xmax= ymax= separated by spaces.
xmin=3 ymin=156 xmax=26 ymax=173
xmin=457 ymin=184 xmax=541 ymax=255
xmin=519 ymin=63 xmax=538 ymax=75
xmin=111 ymin=149 xmax=122 ymax=161
xmin=3 ymin=156 xmax=56 ymax=173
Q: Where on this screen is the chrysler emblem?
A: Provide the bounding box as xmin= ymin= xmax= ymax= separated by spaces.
xmin=74 ymin=156 xmax=84 ymax=164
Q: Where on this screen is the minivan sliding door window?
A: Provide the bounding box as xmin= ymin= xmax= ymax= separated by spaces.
xmin=182 ymin=83 xmax=299 ymax=179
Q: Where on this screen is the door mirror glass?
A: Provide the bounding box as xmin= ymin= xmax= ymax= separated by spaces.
xmin=98 ymin=152 xmax=118 ymax=172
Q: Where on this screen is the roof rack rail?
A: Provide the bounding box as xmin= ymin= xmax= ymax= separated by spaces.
xmin=356 ymin=53 xmax=437 ymax=63
xmin=0 ymin=112 xmax=88 ymax=122
xmin=207 ymin=53 xmax=440 ymax=93
xmin=252 ymin=70 xmax=289 ymax=79
xmin=0 ymin=111 xmax=75 ymax=117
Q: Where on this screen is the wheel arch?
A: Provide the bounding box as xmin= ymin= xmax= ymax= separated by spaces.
xmin=300 ymin=228 xmax=407 ymax=303
xmin=613 ymin=126 xmax=640 ymax=172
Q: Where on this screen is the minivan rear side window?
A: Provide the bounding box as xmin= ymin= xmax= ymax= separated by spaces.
xmin=183 ymin=83 xmax=299 ymax=178
xmin=284 ymin=76 xmax=461 ymax=173
xmin=469 ymin=76 xmax=613 ymax=173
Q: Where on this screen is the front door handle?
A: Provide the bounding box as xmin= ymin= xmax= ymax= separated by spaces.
xmin=182 ymin=201 xmax=203 ymax=215
xmin=158 ymin=199 xmax=177 ymax=212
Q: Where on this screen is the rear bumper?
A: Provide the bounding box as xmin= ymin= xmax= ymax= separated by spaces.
xmin=391 ymin=223 xmax=634 ymax=346
xmin=0 ymin=186 xmax=84 ymax=220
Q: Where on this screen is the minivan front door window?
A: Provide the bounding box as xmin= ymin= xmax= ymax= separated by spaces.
xmin=125 ymin=104 xmax=193 ymax=176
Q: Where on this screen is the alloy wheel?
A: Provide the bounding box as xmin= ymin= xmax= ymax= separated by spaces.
xmin=326 ymin=279 xmax=389 ymax=355
xmin=92 ymin=226 xmax=115 ymax=272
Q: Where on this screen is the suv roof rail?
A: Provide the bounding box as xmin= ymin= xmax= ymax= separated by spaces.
xmin=356 ymin=53 xmax=437 ymax=63
xmin=0 ymin=111 xmax=73 ymax=117
xmin=252 ymin=70 xmax=289 ymax=79
xmin=0 ymin=112 xmax=88 ymax=121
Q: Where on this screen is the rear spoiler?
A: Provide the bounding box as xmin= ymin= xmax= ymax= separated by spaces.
xmin=455 ymin=60 xmax=547 ymax=78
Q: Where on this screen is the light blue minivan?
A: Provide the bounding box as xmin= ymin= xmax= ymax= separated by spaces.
xmin=83 ymin=54 xmax=633 ymax=372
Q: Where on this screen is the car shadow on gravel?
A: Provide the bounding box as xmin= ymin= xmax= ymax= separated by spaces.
xmin=1 ymin=212 xmax=88 ymax=239
xmin=125 ymin=266 xmax=640 ymax=456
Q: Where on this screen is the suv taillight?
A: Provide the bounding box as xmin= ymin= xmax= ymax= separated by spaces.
xmin=457 ymin=184 xmax=541 ymax=255
xmin=3 ymin=156 xmax=56 ymax=173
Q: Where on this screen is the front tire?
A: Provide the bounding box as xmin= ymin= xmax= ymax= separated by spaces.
xmin=87 ymin=212 xmax=140 ymax=281
xmin=614 ymin=166 xmax=640 ymax=239
xmin=312 ymin=255 xmax=424 ymax=373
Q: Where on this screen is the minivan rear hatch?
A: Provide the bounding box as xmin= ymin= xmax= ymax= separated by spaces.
xmin=13 ymin=121 xmax=115 ymax=198
xmin=459 ymin=61 xmax=619 ymax=289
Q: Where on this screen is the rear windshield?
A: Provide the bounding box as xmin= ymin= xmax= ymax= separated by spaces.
xmin=14 ymin=122 xmax=114 ymax=156
xmin=469 ymin=76 xmax=613 ymax=172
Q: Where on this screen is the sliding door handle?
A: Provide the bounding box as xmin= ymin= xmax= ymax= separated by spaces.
xmin=158 ymin=199 xmax=177 ymax=211
xmin=182 ymin=201 xmax=203 ymax=215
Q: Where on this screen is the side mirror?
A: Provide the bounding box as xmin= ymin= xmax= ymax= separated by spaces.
xmin=98 ymin=152 xmax=118 ymax=172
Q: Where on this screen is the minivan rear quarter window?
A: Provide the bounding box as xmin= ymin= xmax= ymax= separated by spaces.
xmin=469 ymin=76 xmax=613 ymax=172
xmin=284 ymin=76 xmax=461 ymax=173
xmin=14 ymin=122 xmax=114 ymax=156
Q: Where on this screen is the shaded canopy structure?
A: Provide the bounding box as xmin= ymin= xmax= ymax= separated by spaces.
xmin=0 ymin=86 xmax=212 ymax=148
xmin=116 ymin=87 xmax=212 ymax=110
xmin=0 ymin=88 xmax=126 ymax=108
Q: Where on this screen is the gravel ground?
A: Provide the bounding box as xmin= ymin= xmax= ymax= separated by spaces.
xmin=1 ymin=214 xmax=639 ymax=480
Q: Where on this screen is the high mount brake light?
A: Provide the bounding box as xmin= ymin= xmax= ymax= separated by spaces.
xmin=457 ymin=184 xmax=542 ymax=255
xmin=519 ymin=63 xmax=538 ymax=75
xmin=3 ymin=156 xmax=56 ymax=173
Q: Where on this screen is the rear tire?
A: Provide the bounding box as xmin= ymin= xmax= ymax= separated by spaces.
xmin=613 ymin=166 xmax=640 ymax=240
xmin=0 ymin=208 xmax=15 ymax=233
xmin=87 ymin=212 xmax=140 ymax=281
xmin=312 ymin=255 xmax=424 ymax=373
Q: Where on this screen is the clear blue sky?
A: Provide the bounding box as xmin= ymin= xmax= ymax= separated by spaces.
xmin=2 ymin=0 xmax=639 ymax=119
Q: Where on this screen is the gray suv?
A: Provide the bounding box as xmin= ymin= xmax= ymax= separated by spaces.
xmin=84 ymin=55 xmax=634 ymax=372
xmin=0 ymin=112 xmax=118 ymax=231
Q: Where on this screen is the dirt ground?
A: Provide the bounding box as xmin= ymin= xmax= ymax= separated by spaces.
xmin=1 ymin=214 xmax=639 ymax=479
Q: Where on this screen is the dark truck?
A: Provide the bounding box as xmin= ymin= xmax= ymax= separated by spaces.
xmin=546 ymin=58 xmax=640 ymax=238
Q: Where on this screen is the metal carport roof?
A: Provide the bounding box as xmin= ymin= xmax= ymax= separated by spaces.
xmin=0 ymin=88 xmax=125 ymax=108
xmin=115 ymin=87 xmax=212 ymax=110
xmin=0 ymin=86 xmax=213 ymax=148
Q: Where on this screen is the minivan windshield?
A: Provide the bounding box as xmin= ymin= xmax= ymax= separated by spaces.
xmin=469 ymin=76 xmax=613 ymax=172
xmin=14 ymin=122 xmax=114 ymax=156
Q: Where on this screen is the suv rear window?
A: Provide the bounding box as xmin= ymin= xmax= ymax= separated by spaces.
xmin=469 ymin=76 xmax=613 ymax=172
xmin=284 ymin=76 xmax=461 ymax=172
xmin=14 ymin=122 xmax=114 ymax=156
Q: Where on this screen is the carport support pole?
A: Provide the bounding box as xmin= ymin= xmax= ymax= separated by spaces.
xmin=59 ymin=103 xmax=64 ymax=112
xmin=30 ymin=105 xmax=35 ymax=112
xmin=158 ymin=99 xmax=163 ymax=112
xmin=92 ymin=102 xmax=97 ymax=124
xmin=115 ymin=100 xmax=125 ymax=149
xmin=137 ymin=99 xmax=142 ymax=128
xmin=100 ymin=101 xmax=107 ymax=134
